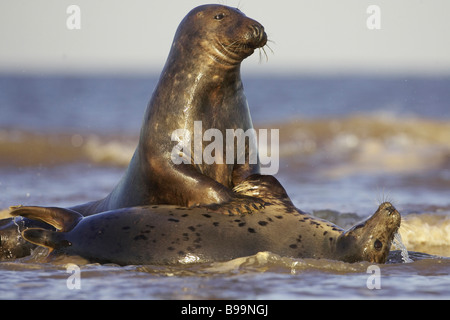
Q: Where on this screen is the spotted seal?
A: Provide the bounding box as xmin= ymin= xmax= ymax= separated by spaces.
xmin=0 ymin=4 xmax=268 ymax=260
xmin=10 ymin=175 xmax=401 ymax=265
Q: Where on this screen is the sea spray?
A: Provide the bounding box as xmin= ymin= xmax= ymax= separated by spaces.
xmin=392 ymin=232 xmax=413 ymax=263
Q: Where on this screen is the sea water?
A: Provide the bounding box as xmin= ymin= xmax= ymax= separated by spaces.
xmin=0 ymin=74 xmax=449 ymax=299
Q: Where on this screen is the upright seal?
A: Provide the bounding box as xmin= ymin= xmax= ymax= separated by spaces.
xmin=71 ymin=4 xmax=268 ymax=215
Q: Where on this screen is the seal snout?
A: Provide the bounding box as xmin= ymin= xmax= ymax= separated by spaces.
xmin=251 ymin=24 xmax=264 ymax=40
xmin=248 ymin=23 xmax=267 ymax=48
xmin=377 ymin=202 xmax=401 ymax=225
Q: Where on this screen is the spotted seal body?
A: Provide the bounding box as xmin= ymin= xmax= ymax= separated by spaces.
xmin=10 ymin=176 xmax=401 ymax=265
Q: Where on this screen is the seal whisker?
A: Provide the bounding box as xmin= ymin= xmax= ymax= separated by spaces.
xmin=258 ymin=47 xmax=269 ymax=63
xmin=224 ymin=39 xmax=247 ymax=52
xmin=374 ymin=187 xmax=396 ymax=208
xmin=398 ymin=223 xmax=412 ymax=234
xmin=236 ymin=0 xmax=244 ymax=11
xmin=212 ymin=39 xmax=245 ymax=66
xmin=265 ymin=41 xmax=275 ymax=54
xmin=257 ymin=39 xmax=273 ymax=64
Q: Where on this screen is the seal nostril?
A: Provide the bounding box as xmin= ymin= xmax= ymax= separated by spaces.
xmin=386 ymin=206 xmax=396 ymax=216
xmin=251 ymin=24 xmax=262 ymax=38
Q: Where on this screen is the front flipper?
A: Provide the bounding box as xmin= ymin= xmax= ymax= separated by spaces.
xmin=203 ymin=174 xmax=295 ymax=215
xmin=10 ymin=206 xmax=82 ymax=232
xmin=203 ymin=194 xmax=266 ymax=216
xmin=9 ymin=206 xmax=81 ymax=253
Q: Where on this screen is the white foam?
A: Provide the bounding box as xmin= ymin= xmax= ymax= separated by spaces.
xmin=83 ymin=135 xmax=135 ymax=167
xmin=398 ymin=213 xmax=450 ymax=257
xmin=274 ymin=114 xmax=450 ymax=178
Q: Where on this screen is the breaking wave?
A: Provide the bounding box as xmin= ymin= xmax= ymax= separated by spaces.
xmin=1 ymin=113 xmax=449 ymax=174
xmin=0 ymin=130 xmax=137 ymax=167
xmin=268 ymin=112 xmax=450 ymax=177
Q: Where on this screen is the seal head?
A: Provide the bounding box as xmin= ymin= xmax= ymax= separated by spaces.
xmin=0 ymin=216 xmax=39 ymax=260
xmin=335 ymin=202 xmax=401 ymax=263
xmin=176 ymin=5 xmax=268 ymax=66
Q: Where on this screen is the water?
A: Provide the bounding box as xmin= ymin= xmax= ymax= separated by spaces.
xmin=0 ymin=251 xmax=449 ymax=300
xmin=0 ymin=74 xmax=449 ymax=300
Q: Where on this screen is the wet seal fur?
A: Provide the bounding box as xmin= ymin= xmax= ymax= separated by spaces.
xmin=10 ymin=175 xmax=401 ymax=265
xmin=1 ymin=4 xmax=268 ymax=259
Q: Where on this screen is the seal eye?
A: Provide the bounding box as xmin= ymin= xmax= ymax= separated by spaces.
xmin=374 ymin=239 xmax=383 ymax=251
xmin=214 ymin=13 xmax=225 ymax=20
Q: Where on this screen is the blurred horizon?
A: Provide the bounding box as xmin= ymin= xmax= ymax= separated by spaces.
xmin=1 ymin=0 xmax=450 ymax=76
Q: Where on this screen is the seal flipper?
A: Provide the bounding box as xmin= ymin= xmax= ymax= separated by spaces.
xmin=21 ymin=228 xmax=68 ymax=251
xmin=9 ymin=206 xmax=82 ymax=232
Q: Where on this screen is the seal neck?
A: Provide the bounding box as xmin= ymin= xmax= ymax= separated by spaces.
xmin=141 ymin=41 xmax=245 ymax=133
xmin=161 ymin=39 xmax=243 ymax=92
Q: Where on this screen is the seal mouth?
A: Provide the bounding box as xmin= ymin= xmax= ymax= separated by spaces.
xmin=212 ymin=39 xmax=267 ymax=66
xmin=211 ymin=24 xmax=267 ymax=66
xmin=211 ymin=40 xmax=252 ymax=66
